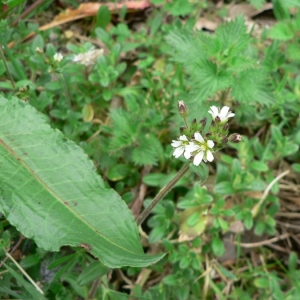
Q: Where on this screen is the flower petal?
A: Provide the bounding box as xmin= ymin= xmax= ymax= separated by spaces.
xmin=179 ymin=135 xmax=188 ymax=141
xmin=193 ymin=151 xmax=204 ymax=166
xmin=185 ymin=144 xmax=199 ymax=153
xmin=208 ymin=106 xmax=218 ymax=117
xmin=220 ymin=106 xmax=230 ymax=117
xmin=206 ymin=150 xmax=214 ymax=162
xmin=173 ymin=146 xmax=185 ymax=158
xmin=184 ymin=149 xmax=192 ymax=159
xmin=194 ymin=132 xmax=204 ymax=143
xmin=227 ymin=112 xmax=235 ymax=118
xmin=171 ymin=140 xmax=182 ymax=147
xmin=207 ymin=140 xmax=214 ymax=148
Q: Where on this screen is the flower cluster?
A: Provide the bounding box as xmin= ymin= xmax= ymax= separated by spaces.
xmin=35 ymin=48 xmax=64 ymax=73
xmin=172 ymin=102 xmax=241 ymax=166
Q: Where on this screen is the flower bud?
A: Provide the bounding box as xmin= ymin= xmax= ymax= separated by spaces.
xmin=221 ymin=137 xmax=228 ymax=144
xmin=215 ymin=116 xmax=221 ymax=123
xmin=199 ymin=117 xmax=207 ymax=126
xmin=229 ymin=133 xmax=242 ymax=143
xmin=223 ymin=123 xmax=229 ymax=131
xmin=178 ymin=101 xmax=188 ymax=118
xmin=180 ymin=126 xmax=186 ymax=134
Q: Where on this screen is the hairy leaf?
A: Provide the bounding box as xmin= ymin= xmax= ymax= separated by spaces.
xmin=216 ymin=16 xmax=249 ymax=58
xmin=131 ymin=134 xmax=163 ymax=166
xmin=231 ymin=68 xmax=273 ymax=104
xmin=0 ymin=96 xmax=164 ymax=268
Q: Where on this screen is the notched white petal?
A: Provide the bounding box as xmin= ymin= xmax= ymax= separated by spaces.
xmin=207 ymin=140 xmax=214 ymax=148
xmin=173 ymin=147 xmax=185 ymax=158
xmin=171 ymin=140 xmax=182 ymax=147
xmin=179 ymin=135 xmax=188 ymax=141
xmin=184 ymin=150 xmax=191 ymax=159
xmin=194 ymin=152 xmax=204 ymax=166
xmin=206 ymin=151 xmax=214 ymax=162
xmin=194 ymin=132 xmax=204 ymax=143
xmin=220 ymin=106 xmax=230 ymax=116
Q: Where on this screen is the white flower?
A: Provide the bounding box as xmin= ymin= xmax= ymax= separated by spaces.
xmin=208 ymin=106 xmax=235 ymax=122
xmin=53 ymin=53 xmax=63 ymax=62
xmin=185 ymin=132 xmax=214 ymax=166
xmin=171 ymin=135 xmax=191 ymax=159
xmin=72 ymin=49 xmax=104 ymax=66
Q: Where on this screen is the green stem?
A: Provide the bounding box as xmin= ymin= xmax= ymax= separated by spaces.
xmin=58 ymin=73 xmax=72 ymax=107
xmin=136 ymin=163 xmax=190 ymax=225
xmin=0 ymin=44 xmax=15 ymax=88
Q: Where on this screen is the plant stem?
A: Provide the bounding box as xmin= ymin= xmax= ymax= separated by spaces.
xmin=136 ymin=163 xmax=190 ymax=225
xmin=5 ymin=252 xmax=44 ymax=295
xmin=0 ymin=44 xmax=15 ymax=89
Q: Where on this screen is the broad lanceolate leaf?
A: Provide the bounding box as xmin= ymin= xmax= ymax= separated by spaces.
xmin=0 ymin=96 xmax=164 ymax=268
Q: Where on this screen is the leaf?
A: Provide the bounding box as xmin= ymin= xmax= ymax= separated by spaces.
xmin=214 ymin=181 xmax=235 ymax=195
xmin=82 ymin=104 xmax=94 ymax=122
xmin=191 ymin=60 xmax=232 ymax=101
xmin=0 ymin=97 xmax=165 ymax=268
xmin=166 ymin=30 xmax=205 ymax=65
xmin=231 ymin=68 xmax=273 ymax=105
xmin=96 ymin=5 xmax=111 ymax=29
xmin=211 ymin=237 xmax=225 ymax=257
xmin=131 ymin=134 xmax=162 ymax=166
xmin=77 ymin=261 xmax=109 ymax=286
xmin=254 ymin=277 xmax=269 ymax=288
xmin=215 ymin=16 xmax=249 ymax=57
xmin=269 ymin=22 xmax=294 ymax=40
xmin=4 ymin=263 xmax=46 ymax=300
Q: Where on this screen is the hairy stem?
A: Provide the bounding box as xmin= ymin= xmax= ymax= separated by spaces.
xmin=136 ymin=163 xmax=190 ymax=225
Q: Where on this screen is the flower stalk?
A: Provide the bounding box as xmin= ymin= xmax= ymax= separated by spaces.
xmin=136 ymin=163 xmax=190 ymax=225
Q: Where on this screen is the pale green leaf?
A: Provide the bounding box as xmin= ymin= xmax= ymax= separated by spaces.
xmin=191 ymin=60 xmax=232 ymax=100
xmin=215 ymin=16 xmax=249 ymax=57
xmin=0 ymin=96 xmax=164 ymax=268
xmin=231 ymin=68 xmax=273 ymax=105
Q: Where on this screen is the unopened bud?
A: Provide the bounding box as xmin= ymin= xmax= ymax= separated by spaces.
xmin=199 ymin=117 xmax=207 ymax=127
xmin=221 ymin=137 xmax=228 ymax=144
xmin=180 ymin=126 xmax=186 ymax=134
xmin=229 ymin=133 xmax=242 ymax=143
xmin=178 ymin=101 xmax=188 ymax=118
xmin=215 ymin=116 xmax=221 ymax=123
xmin=223 ymin=123 xmax=229 ymax=131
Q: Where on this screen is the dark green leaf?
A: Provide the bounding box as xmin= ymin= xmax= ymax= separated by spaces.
xmin=96 ymin=5 xmax=111 ymax=29
xmin=107 ymin=164 xmax=131 ymax=181
xmin=77 ymin=261 xmax=109 ymax=286
xmin=212 ymin=237 xmax=225 ymax=257
xmin=189 ymin=163 xmax=209 ymax=183
xmin=214 ymin=181 xmax=235 ymax=195
xmin=249 ymin=161 xmax=269 ymax=172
